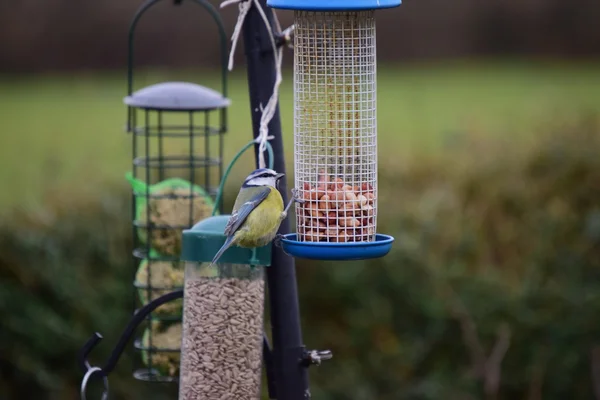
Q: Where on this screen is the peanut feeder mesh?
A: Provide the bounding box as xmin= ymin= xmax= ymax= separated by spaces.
xmin=294 ymin=10 xmax=377 ymax=244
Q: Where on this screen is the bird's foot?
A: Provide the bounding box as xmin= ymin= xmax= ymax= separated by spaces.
xmin=291 ymin=188 xmax=305 ymax=204
xmin=274 ymin=233 xmax=284 ymax=248
xmin=283 ymin=188 xmax=305 ymax=217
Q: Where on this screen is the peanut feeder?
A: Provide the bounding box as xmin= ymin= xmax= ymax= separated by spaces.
xmin=269 ymin=0 xmax=398 ymax=261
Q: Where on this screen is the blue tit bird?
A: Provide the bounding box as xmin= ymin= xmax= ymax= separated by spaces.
xmin=210 ymin=168 xmax=303 ymax=265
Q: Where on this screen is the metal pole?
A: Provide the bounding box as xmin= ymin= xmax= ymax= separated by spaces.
xmin=241 ymin=2 xmax=310 ymax=399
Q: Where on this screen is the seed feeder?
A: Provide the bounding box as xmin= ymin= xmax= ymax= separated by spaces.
xmin=123 ymin=0 xmax=230 ymax=383
xmin=268 ymin=0 xmax=398 ymax=260
xmin=178 ymin=230 xmax=268 ymax=399
xmin=175 ymin=141 xmax=279 ymax=399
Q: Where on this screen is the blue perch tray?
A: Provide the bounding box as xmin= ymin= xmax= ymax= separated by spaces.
xmin=279 ymin=233 xmax=394 ymax=261
xmin=267 ymin=0 xmax=401 ymax=11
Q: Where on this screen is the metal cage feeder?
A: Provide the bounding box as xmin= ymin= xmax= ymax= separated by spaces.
xmin=268 ymin=0 xmax=398 ymax=261
xmin=123 ymin=0 xmax=230 ymax=383
xmin=126 ymin=83 xmax=229 ymax=382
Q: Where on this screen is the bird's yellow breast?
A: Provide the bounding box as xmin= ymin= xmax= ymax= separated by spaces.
xmin=235 ymin=187 xmax=284 ymax=248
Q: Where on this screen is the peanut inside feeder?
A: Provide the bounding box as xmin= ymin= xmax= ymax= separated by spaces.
xmin=297 ymin=169 xmax=376 ymax=243
xmin=293 ymin=10 xmax=378 ymax=243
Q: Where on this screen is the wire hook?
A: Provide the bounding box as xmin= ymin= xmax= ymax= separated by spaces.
xmin=80 ymin=367 xmax=109 ymax=400
xmin=77 ymin=289 xmax=184 ymax=400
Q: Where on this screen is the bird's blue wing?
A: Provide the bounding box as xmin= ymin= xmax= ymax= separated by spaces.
xmin=223 ymin=186 xmax=271 ymax=237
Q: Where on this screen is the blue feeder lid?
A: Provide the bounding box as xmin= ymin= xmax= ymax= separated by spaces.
xmin=181 ymin=215 xmax=272 ymax=266
xmin=279 ymin=233 xmax=395 ymax=261
xmin=124 ymin=81 xmax=231 ymax=111
xmin=267 ymin=0 xmax=401 ymax=11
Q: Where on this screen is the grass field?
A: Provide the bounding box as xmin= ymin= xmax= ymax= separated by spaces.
xmin=1 ymin=60 xmax=599 ymax=212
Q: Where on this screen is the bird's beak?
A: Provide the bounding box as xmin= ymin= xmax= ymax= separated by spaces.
xmin=275 ymin=173 xmax=285 ymax=180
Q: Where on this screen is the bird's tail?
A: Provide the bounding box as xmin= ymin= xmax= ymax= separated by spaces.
xmin=210 ymin=235 xmax=235 ymax=266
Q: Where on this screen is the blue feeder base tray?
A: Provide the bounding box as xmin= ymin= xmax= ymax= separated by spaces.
xmin=279 ymin=233 xmax=394 ymax=261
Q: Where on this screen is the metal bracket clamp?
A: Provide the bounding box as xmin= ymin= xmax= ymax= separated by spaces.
xmin=275 ymin=25 xmax=295 ymax=49
xmin=301 ymin=349 xmax=333 ymax=367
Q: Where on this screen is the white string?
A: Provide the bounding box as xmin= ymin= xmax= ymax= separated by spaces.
xmin=221 ymin=0 xmax=251 ymax=71
xmin=220 ymin=0 xmax=293 ymax=170
xmin=272 ymin=8 xmax=282 ymax=36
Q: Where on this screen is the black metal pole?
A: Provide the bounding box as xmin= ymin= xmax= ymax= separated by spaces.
xmin=241 ymin=2 xmax=310 ymax=400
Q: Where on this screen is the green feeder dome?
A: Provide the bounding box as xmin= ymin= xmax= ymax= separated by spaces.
xmin=181 ymin=215 xmax=272 ymax=266
xmin=124 ymin=81 xmax=231 ymax=111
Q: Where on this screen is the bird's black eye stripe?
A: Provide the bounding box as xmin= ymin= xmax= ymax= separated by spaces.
xmin=250 ymin=172 xmax=274 ymax=179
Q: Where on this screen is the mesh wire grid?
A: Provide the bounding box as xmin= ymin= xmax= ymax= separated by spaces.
xmin=130 ymin=108 xmax=224 ymax=382
xmin=294 ymin=10 xmax=377 ymax=244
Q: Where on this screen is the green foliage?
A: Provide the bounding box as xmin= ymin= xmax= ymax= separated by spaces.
xmin=298 ymin=115 xmax=600 ymax=399
xmin=1 ymin=107 xmax=600 ymax=398
xmin=0 ymin=188 xmax=176 ymax=400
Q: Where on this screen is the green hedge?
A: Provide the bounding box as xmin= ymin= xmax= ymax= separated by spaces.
xmin=1 ymin=115 xmax=599 ymax=399
xmin=298 ymin=115 xmax=600 ymax=400
xmin=0 ymin=191 xmax=176 ymax=399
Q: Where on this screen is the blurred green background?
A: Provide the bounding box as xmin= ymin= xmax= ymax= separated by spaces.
xmin=1 ymin=0 xmax=600 ymax=399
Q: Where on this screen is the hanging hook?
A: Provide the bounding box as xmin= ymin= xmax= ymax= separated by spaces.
xmin=78 ymin=289 xmax=184 ymax=390
xmin=80 ymin=367 xmax=109 ymax=400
